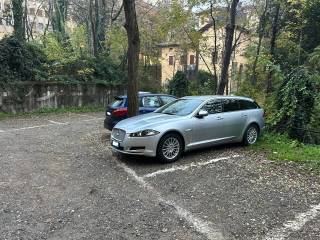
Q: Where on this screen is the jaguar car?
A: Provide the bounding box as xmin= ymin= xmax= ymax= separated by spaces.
xmin=110 ymin=96 xmax=264 ymax=163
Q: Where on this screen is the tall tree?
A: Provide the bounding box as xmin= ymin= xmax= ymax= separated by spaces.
xmin=210 ymin=1 xmax=218 ymax=90
xmin=251 ymin=0 xmax=269 ymax=85
xmin=267 ymin=1 xmax=280 ymax=93
xmin=217 ymin=0 xmax=239 ymax=95
xmin=12 ymin=0 xmax=25 ymax=41
xmin=123 ymin=0 xmax=140 ymax=117
xmin=52 ymin=0 xmax=69 ymax=41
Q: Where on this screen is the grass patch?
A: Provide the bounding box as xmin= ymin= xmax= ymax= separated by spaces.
xmin=0 ymin=105 xmax=105 ymax=120
xmin=251 ymin=133 xmax=320 ymax=171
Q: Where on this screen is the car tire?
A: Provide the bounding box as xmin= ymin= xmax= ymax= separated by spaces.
xmin=157 ymin=133 xmax=183 ymax=164
xmin=243 ymin=124 xmax=259 ymax=146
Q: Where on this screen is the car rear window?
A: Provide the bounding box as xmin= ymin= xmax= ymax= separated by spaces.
xmin=160 ymin=96 xmax=176 ymax=105
xmin=222 ymin=99 xmax=240 ymax=112
xmin=141 ymin=96 xmax=161 ymax=108
xmin=239 ymin=100 xmax=259 ymax=110
xmin=111 ymin=98 xmax=125 ymax=108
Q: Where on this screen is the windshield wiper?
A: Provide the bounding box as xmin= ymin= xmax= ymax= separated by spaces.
xmin=162 ymin=112 xmax=175 ymax=115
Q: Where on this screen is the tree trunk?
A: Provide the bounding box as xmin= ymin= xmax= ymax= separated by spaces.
xmin=123 ymin=0 xmax=140 ymax=117
xmin=217 ymin=0 xmax=239 ymax=95
xmin=98 ymin=0 xmax=107 ymax=53
xmin=251 ymin=0 xmax=269 ymax=85
xmin=12 ymin=0 xmax=25 ymax=41
xmin=52 ymin=0 xmax=68 ymax=41
xmin=210 ymin=2 xmax=218 ymax=90
xmin=267 ymin=2 xmax=280 ymax=93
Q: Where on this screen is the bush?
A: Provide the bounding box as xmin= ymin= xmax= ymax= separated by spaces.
xmin=271 ymin=67 xmax=317 ymax=143
xmin=0 ymin=36 xmax=47 ymax=84
xmin=194 ymin=70 xmax=216 ymax=95
xmin=167 ymin=71 xmax=189 ymax=97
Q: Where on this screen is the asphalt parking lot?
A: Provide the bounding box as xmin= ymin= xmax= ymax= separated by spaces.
xmin=0 ymin=112 xmax=320 ymax=240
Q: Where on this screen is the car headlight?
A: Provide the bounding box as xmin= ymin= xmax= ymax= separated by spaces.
xmin=129 ymin=129 xmax=160 ymax=137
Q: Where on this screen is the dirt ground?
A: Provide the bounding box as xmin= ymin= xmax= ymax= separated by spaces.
xmin=0 ymin=112 xmax=319 ymax=240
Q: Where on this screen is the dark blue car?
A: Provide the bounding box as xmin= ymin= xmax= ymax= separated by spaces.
xmin=104 ymin=92 xmax=177 ymax=130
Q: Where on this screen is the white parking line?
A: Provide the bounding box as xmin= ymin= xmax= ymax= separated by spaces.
xmin=142 ymin=155 xmax=240 ymax=179
xmin=263 ymin=203 xmax=320 ymax=240
xmin=9 ymin=123 xmax=58 ymax=132
xmin=48 ymin=120 xmax=68 ymax=125
xmin=0 ymin=117 xmax=103 ymax=133
xmin=118 ymin=162 xmax=224 ymax=240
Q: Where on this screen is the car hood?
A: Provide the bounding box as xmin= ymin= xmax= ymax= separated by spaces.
xmin=114 ymin=113 xmax=183 ymax=132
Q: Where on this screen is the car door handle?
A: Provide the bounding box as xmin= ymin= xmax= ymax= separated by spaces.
xmin=217 ymin=116 xmax=224 ymax=120
xmin=242 ymin=114 xmax=248 ymax=117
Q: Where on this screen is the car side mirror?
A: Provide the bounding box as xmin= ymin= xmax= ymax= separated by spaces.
xmin=197 ymin=110 xmax=209 ymax=118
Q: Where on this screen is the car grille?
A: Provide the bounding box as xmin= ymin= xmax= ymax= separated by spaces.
xmin=112 ymin=128 xmax=126 ymax=142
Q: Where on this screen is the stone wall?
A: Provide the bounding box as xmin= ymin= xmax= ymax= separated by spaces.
xmin=0 ymin=82 xmax=126 ymax=114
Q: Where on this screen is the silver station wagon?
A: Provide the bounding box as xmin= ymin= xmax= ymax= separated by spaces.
xmin=111 ymin=96 xmax=265 ymax=163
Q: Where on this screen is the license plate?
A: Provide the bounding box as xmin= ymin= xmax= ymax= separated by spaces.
xmin=112 ymin=140 xmax=119 ymax=147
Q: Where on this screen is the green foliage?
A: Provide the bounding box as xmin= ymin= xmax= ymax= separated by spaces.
xmin=301 ymin=0 xmax=320 ymax=52
xmin=0 ymin=105 xmax=105 ymax=120
xmin=189 ymin=70 xmax=216 ymax=95
xmin=271 ymin=67 xmax=317 ymax=143
xmin=275 ymin=32 xmax=307 ymax=71
xmin=308 ymin=46 xmax=320 ymax=71
xmin=245 ymin=44 xmax=284 ymax=91
xmin=251 ymin=133 xmax=320 ymax=171
xmin=42 ymin=33 xmax=126 ymax=85
xmin=107 ymin=26 xmax=128 ymax=64
xmin=167 ymin=71 xmax=189 ymax=97
xmin=238 ymin=44 xmax=284 ymax=113
xmin=12 ymin=0 xmax=24 ymax=41
xmin=0 ymin=36 xmax=46 ymax=85
xmin=87 ymin=54 xmax=127 ymax=85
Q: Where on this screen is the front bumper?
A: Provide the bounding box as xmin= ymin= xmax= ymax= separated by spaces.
xmin=104 ymin=118 xmax=120 ymax=131
xmin=110 ymin=134 xmax=159 ymax=157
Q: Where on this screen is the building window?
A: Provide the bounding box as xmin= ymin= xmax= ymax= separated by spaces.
xmin=37 ymin=10 xmax=43 ymax=17
xmin=169 ymin=56 xmax=174 ymax=65
xmin=29 ymin=8 xmax=35 ymax=15
xmin=38 ymin=23 xmax=44 ymax=31
xmin=190 ymin=55 xmax=195 ymax=65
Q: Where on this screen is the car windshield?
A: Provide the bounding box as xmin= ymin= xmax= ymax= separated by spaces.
xmin=111 ymin=98 xmax=125 ymax=108
xmin=155 ymin=99 xmax=203 ymax=116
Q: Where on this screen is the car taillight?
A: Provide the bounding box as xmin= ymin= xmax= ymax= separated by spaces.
xmin=112 ymin=108 xmax=128 ymax=117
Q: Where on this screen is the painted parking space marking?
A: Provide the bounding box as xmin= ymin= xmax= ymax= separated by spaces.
xmin=0 ymin=117 xmax=104 ymax=134
xmin=48 ymin=120 xmax=68 ymax=125
xmin=8 ymin=123 xmax=59 ymax=132
xmin=263 ymin=203 xmax=320 ymax=240
xmin=118 ymin=162 xmax=224 ymax=240
xmin=142 ymin=155 xmax=240 ymax=179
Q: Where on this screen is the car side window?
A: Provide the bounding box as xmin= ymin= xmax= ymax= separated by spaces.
xmin=201 ymin=100 xmax=223 ymax=114
xmin=239 ymin=100 xmax=259 ymax=110
xmin=160 ymin=96 xmax=176 ymax=105
xmin=222 ymin=99 xmax=239 ymax=112
xmin=142 ymin=96 xmax=161 ymax=108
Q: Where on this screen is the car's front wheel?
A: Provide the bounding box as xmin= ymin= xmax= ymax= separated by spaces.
xmin=157 ymin=133 xmax=183 ymax=163
xmin=243 ymin=124 xmax=259 ymax=146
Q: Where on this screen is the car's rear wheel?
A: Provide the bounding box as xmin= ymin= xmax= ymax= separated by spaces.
xmin=243 ymin=124 xmax=259 ymax=146
xmin=157 ymin=133 xmax=183 ymax=163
